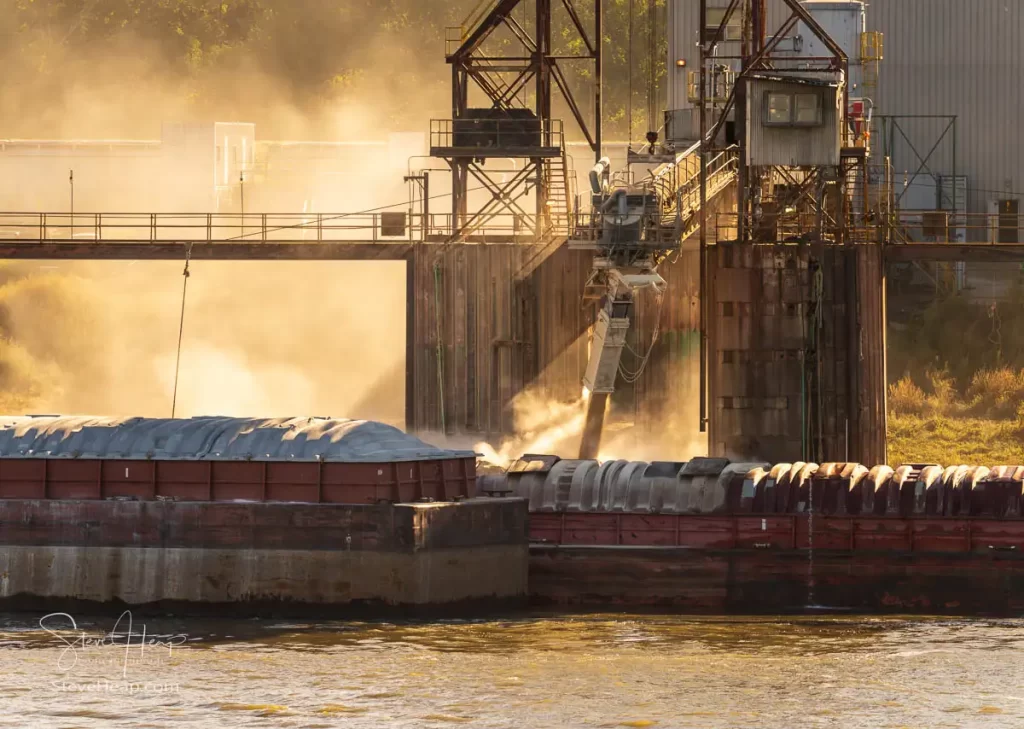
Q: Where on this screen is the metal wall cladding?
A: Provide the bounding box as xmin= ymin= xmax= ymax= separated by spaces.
xmin=408 ymin=241 xmax=706 ymax=445
xmin=870 ymin=0 xmax=1024 ymax=215
xmin=407 ymin=242 xmax=591 ymax=438
xmin=667 ymin=0 xmax=805 ymax=111
xmin=746 ymin=79 xmax=842 ymax=168
xmin=854 ymin=243 xmax=887 ymax=462
xmin=621 ymin=248 xmax=704 ymax=438
xmin=493 ymin=455 xmax=1024 ymax=520
xmin=709 ymin=242 xmax=885 ymax=465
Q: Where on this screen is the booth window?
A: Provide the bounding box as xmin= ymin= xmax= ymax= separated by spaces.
xmin=766 ymin=92 xmax=792 ymax=124
xmin=764 ymin=90 xmax=824 ymax=126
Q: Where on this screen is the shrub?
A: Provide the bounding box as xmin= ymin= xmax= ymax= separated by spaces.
xmin=888 ymin=375 xmax=926 ymax=416
xmin=966 ymin=367 xmax=1024 ymax=419
xmin=925 ymin=368 xmax=958 ymax=415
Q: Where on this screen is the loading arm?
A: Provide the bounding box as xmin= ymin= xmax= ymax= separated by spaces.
xmin=578 ymin=267 xmax=665 ymax=459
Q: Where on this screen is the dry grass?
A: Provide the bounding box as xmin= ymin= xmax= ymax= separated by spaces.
xmin=887 ymin=367 xmax=1024 ymax=465
xmin=888 ymin=375 xmax=926 ymax=416
xmin=965 ymin=367 xmax=1024 ymax=419
xmin=888 ymin=413 xmax=1024 ymax=466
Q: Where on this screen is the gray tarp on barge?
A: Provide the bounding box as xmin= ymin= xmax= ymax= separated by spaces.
xmin=0 ymin=415 xmax=473 ymax=462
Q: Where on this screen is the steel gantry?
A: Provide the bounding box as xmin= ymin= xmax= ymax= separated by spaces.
xmin=431 ymin=0 xmax=603 ymax=260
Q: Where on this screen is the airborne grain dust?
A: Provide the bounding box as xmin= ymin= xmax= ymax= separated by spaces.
xmin=0 ymin=2 xmax=465 ymax=421
xmin=0 ymin=260 xmax=406 ymax=424
xmin=475 ymin=361 xmax=707 ymax=466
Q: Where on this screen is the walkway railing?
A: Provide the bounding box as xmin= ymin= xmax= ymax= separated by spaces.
xmin=1 ymin=210 xmax=1022 ymax=248
xmin=712 ymin=210 xmax=1024 ymax=246
xmin=0 ymin=212 xmax=547 ymax=245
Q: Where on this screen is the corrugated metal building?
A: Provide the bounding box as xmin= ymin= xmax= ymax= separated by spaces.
xmin=668 ymin=0 xmax=1023 ymax=216
xmin=746 ymin=77 xmax=843 ymax=167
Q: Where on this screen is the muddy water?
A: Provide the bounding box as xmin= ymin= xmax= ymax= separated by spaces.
xmin=1 ymin=612 xmax=1023 ymax=728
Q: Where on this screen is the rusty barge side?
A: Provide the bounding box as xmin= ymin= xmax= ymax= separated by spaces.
xmin=529 ymin=515 xmax=1024 ymax=614
xmin=494 ymin=456 xmax=1024 ymax=615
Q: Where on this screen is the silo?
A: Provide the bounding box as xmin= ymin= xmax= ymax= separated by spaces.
xmin=796 ymin=1 xmax=868 ymax=93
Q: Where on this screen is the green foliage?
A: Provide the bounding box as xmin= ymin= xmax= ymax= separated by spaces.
xmin=0 ymin=0 xmax=667 ymax=138
xmin=889 ymin=284 xmax=1024 ymax=389
xmin=888 ymin=375 xmax=926 ymax=416
xmin=966 ymin=367 xmax=1024 ymax=419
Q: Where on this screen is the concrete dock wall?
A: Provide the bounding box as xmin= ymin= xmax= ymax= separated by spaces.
xmin=0 ymin=498 xmax=528 ymax=615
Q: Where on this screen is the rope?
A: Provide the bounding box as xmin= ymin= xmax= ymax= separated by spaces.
xmin=170 ymin=242 xmax=193 ymax=418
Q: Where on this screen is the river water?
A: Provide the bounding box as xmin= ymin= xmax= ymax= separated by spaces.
xmin=1 ymin=612 xmax=1023 ymax=728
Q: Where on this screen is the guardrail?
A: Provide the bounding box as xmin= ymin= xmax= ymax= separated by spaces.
xmin=429 ymin=118 xmax=564 ymax=152
xmin=4 ymin=210 xmax=1020 ymax=248
xmin=0 ymin=212 xmax=421 ymax=244
xmin=0 ymin=211 xmax=559 ymax=245
xmin=710 ymin=211 xmax=1024 ymax=245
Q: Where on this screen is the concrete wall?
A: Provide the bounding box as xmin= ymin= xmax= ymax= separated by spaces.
xmin=0 ymin=498 xmax=528 ymax=615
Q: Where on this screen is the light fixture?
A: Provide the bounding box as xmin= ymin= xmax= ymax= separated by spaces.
xmin=676 ymin=59 xmax=686 ymax=67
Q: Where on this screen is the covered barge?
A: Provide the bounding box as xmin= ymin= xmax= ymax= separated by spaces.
xmin=486 ymin=456 xmax=1024 ymax=614
xmin=0 ymin=416 xmax=528 ymax=616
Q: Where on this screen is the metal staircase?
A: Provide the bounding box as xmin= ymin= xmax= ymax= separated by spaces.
xmin=446 ymin=0 xmax=523 ymax=60
xmin=518 ymin=142 xmax=739 ymax=279
xmin=664 ymin=147 xmax=739 ymax=241
xmin=515 ymin=146 xmax=575 ymax=280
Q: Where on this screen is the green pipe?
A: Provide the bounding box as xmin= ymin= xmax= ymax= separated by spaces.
xmin=433 ymin=261 xmax=447 ymax=435
xmin=801 ymin=351 xmax=807 ymax=462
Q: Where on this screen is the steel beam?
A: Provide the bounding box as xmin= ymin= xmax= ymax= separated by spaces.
xmin=0 ymin=242 xmax=413 ymax=261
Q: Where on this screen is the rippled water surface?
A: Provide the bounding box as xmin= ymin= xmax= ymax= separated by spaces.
xmin=2 ymin=612 xmax=1024 ymax=727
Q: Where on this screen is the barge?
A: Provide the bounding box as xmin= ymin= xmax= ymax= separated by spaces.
xmin=0 ymin=416 xmax=528 ymax=616
xmin=5 ymin=414 xmax=1024 ymax=617
xmin=486 ymin=456 xmax=1024 ymax=614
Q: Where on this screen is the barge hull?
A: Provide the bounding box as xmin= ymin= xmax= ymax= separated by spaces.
xmin=531 ymin=545 xmax=1024 ymax=614
xmin=0 ymin=498 xmax=528 ymax=617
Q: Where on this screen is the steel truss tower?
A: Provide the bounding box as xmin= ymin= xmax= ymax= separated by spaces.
xmin=431 ymin=0 xmax=603 ymax=262
xmin=693 ymin=0 xmax=891 ymax=463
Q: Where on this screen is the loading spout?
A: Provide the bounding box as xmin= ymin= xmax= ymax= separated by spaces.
xmin=578 ymin=298 xmax=633 ymax=460
xmin=578 ymin=393 xmax=610 ymax=460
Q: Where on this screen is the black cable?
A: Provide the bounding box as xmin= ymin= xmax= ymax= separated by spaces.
xmin=170 ymin=242 xmax=192 ymax=419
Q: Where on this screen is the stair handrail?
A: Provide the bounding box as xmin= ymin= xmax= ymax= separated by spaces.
xmin=460 ymin=0 xmax=501 ymax=39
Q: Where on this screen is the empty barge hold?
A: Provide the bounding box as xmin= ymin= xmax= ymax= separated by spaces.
xmin=482 ymin=456 xmax=1024 ymax=615
xmin=0 ymin=416 xmax=528 ymax=616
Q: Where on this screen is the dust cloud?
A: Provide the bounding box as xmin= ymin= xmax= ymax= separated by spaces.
xmin=475 ymin=362 xmax=708 ymax=467
xmin=0 ymin=2 xmax=456 ymax=421
xmin=0 ymin=259 xmax=406 ymax=423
